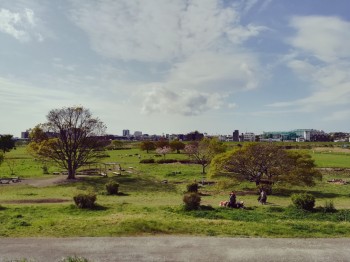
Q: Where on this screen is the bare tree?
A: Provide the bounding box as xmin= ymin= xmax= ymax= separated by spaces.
xmin=184 ymin=138 xmax=226 ymax=174
xmin=28 ymin=106 xmax=108 ymax=179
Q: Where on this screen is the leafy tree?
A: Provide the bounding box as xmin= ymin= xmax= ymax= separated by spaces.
xmin=0 ymin=153 xmax=4 ymax=166
xmin=170 ymin=140 xmax=185 ymax=153
xmin=155 ymin=139 xmax=170 ymax=149
xmin=111 ymin=140 xmax=124 ymax=149
xmin=210 ymin=143 xmax=321 ymax=191
xmin=0 ymin=134 xmax=16 ymax=153
xmin=28 ymin=106 xmax=108 ymax=179
xmin=140 ymin=141 xmax=156 ymax=153
xmin=184 ymin=137 xmax=226 ymax=174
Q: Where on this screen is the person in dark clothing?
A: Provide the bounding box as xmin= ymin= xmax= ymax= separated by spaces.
xmin=258 ymin=189 xmax=267 ymax=205
xmin=228 ymin=191 xmax=236 ymax=208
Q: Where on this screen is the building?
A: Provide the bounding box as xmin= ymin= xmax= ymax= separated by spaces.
xmin=21 ymin=131 xmax=30 ymax=139
xmin=232 ymin=130 xmax=239 ymax=142
xmin=134 ymin=131 xmax=142 ymax=138
xmin=122 ymin=129 xmax=130 ymax=137
xmin=262 ymin=129 xmax=328 ymax=142
xmin=185 ymin=131 xmax=204 ymax=141
xmin=242 ymin=132 xmax=255 ymax=142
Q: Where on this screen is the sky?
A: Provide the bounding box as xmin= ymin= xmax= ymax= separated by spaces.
xmin=1 ymin=0 xmax=350 ymax=137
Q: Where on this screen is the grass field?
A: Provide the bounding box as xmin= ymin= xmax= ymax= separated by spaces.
xmin=1 ymin=144 xmax=350 ymax=238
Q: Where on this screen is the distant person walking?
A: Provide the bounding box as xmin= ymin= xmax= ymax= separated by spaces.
xmin=258 ymin=189 xmax=267 ymax=205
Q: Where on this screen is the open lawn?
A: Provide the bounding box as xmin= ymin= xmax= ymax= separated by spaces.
xmin=0 ymin=144 xmax=350 ymax=238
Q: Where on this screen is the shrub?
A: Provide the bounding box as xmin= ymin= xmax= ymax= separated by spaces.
xmin=42 ymin=165 xmax=49 ymax=174
xmin=106 ymin=181 xmax=119 ymax=195
xmin=140 ymin=158 xmax=155 ymax=164
xmin=73 ymin=192 xmax=97 ymax=209
xmin=291 ymin=193 xmax=315 ymax=211
xmin=322 ymin=200 xmax=336 ymax=213
xmin=186 ymin=183 xmax=198 ymax=193
xmin=156 ymin=159 xmax=178 ymax=164
xmin=60 ymin=256 xmax=89 ymax=262
xmin=183 ymin=192 xmax=201 ymax=211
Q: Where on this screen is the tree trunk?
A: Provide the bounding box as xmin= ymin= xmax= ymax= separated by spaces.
xmin=67 ymin=160 xmax=75 ymax=179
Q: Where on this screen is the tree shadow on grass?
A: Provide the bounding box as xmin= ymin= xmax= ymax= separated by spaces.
xmin=273 ymin=188 xmax=343 ymax=198
xmin=59 ymin=175 xmax=177 ymax=194
xmin=68 ymin=203 xmax=108 ymax=212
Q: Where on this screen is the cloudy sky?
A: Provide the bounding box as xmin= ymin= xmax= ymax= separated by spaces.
xmin=1 ymin=0 xmax=350 ymax=137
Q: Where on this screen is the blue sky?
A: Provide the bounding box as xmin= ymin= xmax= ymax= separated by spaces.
xmin=1 ymin=0 xmax=350 ymax=137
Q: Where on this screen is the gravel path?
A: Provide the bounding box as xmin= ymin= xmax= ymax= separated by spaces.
xmin=1 ymin=237 xmax=350 ymax=262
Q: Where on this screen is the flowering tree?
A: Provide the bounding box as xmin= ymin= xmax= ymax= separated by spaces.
xmin=156 ymin=146 xmax=172 ymax=159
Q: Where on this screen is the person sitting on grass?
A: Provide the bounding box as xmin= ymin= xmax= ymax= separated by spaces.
xmin=227 ymin=191 xmax=236 ymax=208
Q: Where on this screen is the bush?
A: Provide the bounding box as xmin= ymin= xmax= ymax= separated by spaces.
xmin=183 ymin=192 xmax=201 ymax=210
xmin=140 ymin=158 xmax=155 ymax=164
xmin=106 ymin=181 xmax=119 ymax=195
xmin=156 ymin=159 xmax=178 ymax=164
xmin=186 ymin=183 xmax=198 ymax=193
xmin=291 ymin=193 xmax=315 ymax=211
xmin=60 ymin=256 xmax=89 ymax=262
xmin=73 ymin=192 xmax=97 ymax=209
xmin=322 ymin=200 xmax=336 ymax=213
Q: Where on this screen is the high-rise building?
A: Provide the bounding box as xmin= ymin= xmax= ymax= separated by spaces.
xmin=122 ymin=129 xmax=130 ymax=137
xmin=232 ymin=130 xmax=239 ymax=141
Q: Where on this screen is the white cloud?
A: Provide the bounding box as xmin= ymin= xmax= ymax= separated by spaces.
xmin=138 ymin=50 xmax=261 ymax=115
xmin=0 ymin=8 xmax=43 ymax=42
xmin=270 ymin=16 xmax=350 ymax=112
xmin=69 ymin=0 xmax=265 ymax=116
xmin=323 ymin=110 xmax=350 ymax=122
xmin=69 ymin=0 xmax=264 ymax=62
xmin=140 ymin=83 xmax=223 ymax=116
xmin=289 ymin=16 xmax=350 ymax=62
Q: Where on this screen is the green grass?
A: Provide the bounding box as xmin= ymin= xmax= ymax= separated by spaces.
xmin=0 ymin=145 xmax=350 ymax=238
xmin=311 ymin=152 xmax=350 ymax=168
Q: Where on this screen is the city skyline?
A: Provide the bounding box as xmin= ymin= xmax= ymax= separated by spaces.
xmin=1 ymin=1 xmax=350 ymax=137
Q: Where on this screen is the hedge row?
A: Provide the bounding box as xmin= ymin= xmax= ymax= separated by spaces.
xmin=140 ymin=159 xmax=198 ymax=164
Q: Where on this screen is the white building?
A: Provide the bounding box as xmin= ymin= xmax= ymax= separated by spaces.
xmin=134 ymin=131 xmax=142 ymax=138
xmin=243 ymin=132 xmax=255 ymax=142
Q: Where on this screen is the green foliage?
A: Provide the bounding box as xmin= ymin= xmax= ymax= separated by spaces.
xmin=42 ymin=165 xmax=49 ymax=174
xmin=169 ymin=140 xmax=185 ymax=153
xmin=156 ymin=159 xmax=178 ymax=164
xmin=321 ymin=200 xmax=336 ymax=213
xmin=60 ymin=256 xmax=89 ymax=262
xmin=140 ymin=141 xmax=156 ymax=153
xmin=155 ymin=139 xmax=170 ymax=149
xmin=0 ymin=134 xmax=16 ymax=153
xmin=0 ymin=152 xmax=4 ymax=166
xmin=140 ymin=158 xmax=155 ymax=163
xmin=186 ymin=183 xmax=199 ymax=193
xmin=105 ymin=181 xmax=119 ymax=195
xmin=291 ymin=193 xmax=315 ymax=211
xmin=210 ymin=143 xmax=321 ymax=189
xmin=183 ymin=192 xmax=201 ymax=210
xmin=73 ymin=192 xmax=97 ymax=209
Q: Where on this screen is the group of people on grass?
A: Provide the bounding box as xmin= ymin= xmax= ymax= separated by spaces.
xmin=220 ymin=189 xmax=267 ymax=208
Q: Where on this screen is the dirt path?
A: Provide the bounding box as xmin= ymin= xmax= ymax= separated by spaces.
xmin=1 ymin=237 xmax=350 ymax=262
xmin=2 ymin=176 xmax=82 ymax=188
